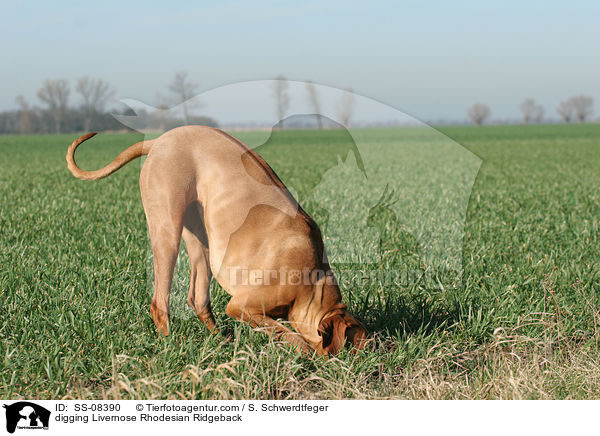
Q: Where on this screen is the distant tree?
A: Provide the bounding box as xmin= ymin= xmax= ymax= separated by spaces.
xmin=169 ymin=72 xmax=199 ymax=124
xmin=305 ymin=80 xmax=322 ymax=129
xmin=0 ymin=110 xmax=19 ymax=134
xmin=467 ymin=103 xmax=491 ymax=125
xmin=569 ymin=95 xmax=593 ymax=123
xmin=336 ymin=88 xmax=355 ymax=126
xmin=533 ymin=104 xmax=544 ymax=123
xmin=272 ymin=75 xmax=290 ymax=129
xmin=519 ymin=98 xmax=537 ymax=124
xmin=15 ymin=95 xmax=34 ymax=134
xmin=76 ymin=77 xmax=115 ymax=131
xmin=154 ymin=94 xmax=171 ymax=132
xmin=557 ymin=100 xmax=574 ymax=123
xmin=37 ymin=79 xmax=70 ymax=133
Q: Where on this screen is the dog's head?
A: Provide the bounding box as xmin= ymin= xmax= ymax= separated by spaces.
xmin=300 ymin=271 xmax=368 ymax=355
xmin=316 ymin=309 xmax=368 ymax=355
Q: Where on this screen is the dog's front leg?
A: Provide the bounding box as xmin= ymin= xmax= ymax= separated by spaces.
xmin=225 ymin=297 xmax=314 ymax=354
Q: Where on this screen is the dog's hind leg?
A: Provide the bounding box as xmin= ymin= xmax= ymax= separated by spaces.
xmin=182 ymin=227 xmax=216 ymax=330
xmin=142 ymin=191 xmax=186 ymax=337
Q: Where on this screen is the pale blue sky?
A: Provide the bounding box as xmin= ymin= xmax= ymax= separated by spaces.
xmin=2 ymin=0 xmax=599 ymax=123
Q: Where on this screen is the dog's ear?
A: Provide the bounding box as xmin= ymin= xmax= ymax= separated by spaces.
xmin=345 ymin=317 xmax=368 ymax=351
xmin=319 ymin=314 xmax=347 ymax=355
xmin=319 ymin=312 xmax=368 ymax=355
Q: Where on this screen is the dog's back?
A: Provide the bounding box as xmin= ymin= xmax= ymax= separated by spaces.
xmin=140 ymin=126 xmax=325 ymax=286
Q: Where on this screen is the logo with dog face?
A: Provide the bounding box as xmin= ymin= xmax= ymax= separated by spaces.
xmin=2 ymin=402 xmax=50 ymax=433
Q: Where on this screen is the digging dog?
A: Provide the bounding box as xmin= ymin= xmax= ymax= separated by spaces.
xmin=66 ymin=126 xmax=367 ymax=355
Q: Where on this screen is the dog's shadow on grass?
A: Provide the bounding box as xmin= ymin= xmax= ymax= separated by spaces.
xmin=359 ymin=292 xmax=461 ymax=341
xmin=340 ymin=187 xmax=463 ymax=342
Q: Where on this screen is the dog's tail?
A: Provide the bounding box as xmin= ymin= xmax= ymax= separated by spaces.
xmin=66 ymin=133 xmax=149 ymax=180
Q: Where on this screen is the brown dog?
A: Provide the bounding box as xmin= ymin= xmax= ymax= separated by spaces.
xmin=66 ymin=126 xmax=367 ymax=355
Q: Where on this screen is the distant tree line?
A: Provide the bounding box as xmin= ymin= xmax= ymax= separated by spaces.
xmin=556 ymin=95 xmax=594 ymax=123
xmin=0 ymin=73 xmax=217 ymax=135
xmin=0 ymin=77 xmax=121 ymax=134
xmin=271 ymin=75 xmax=356 ymax=129
xmin=468 ymin=95 xmax=594 ymax=126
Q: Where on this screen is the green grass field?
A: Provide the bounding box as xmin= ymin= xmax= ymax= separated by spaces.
xmin=1 ymin=124 xmax=600 ymax=399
